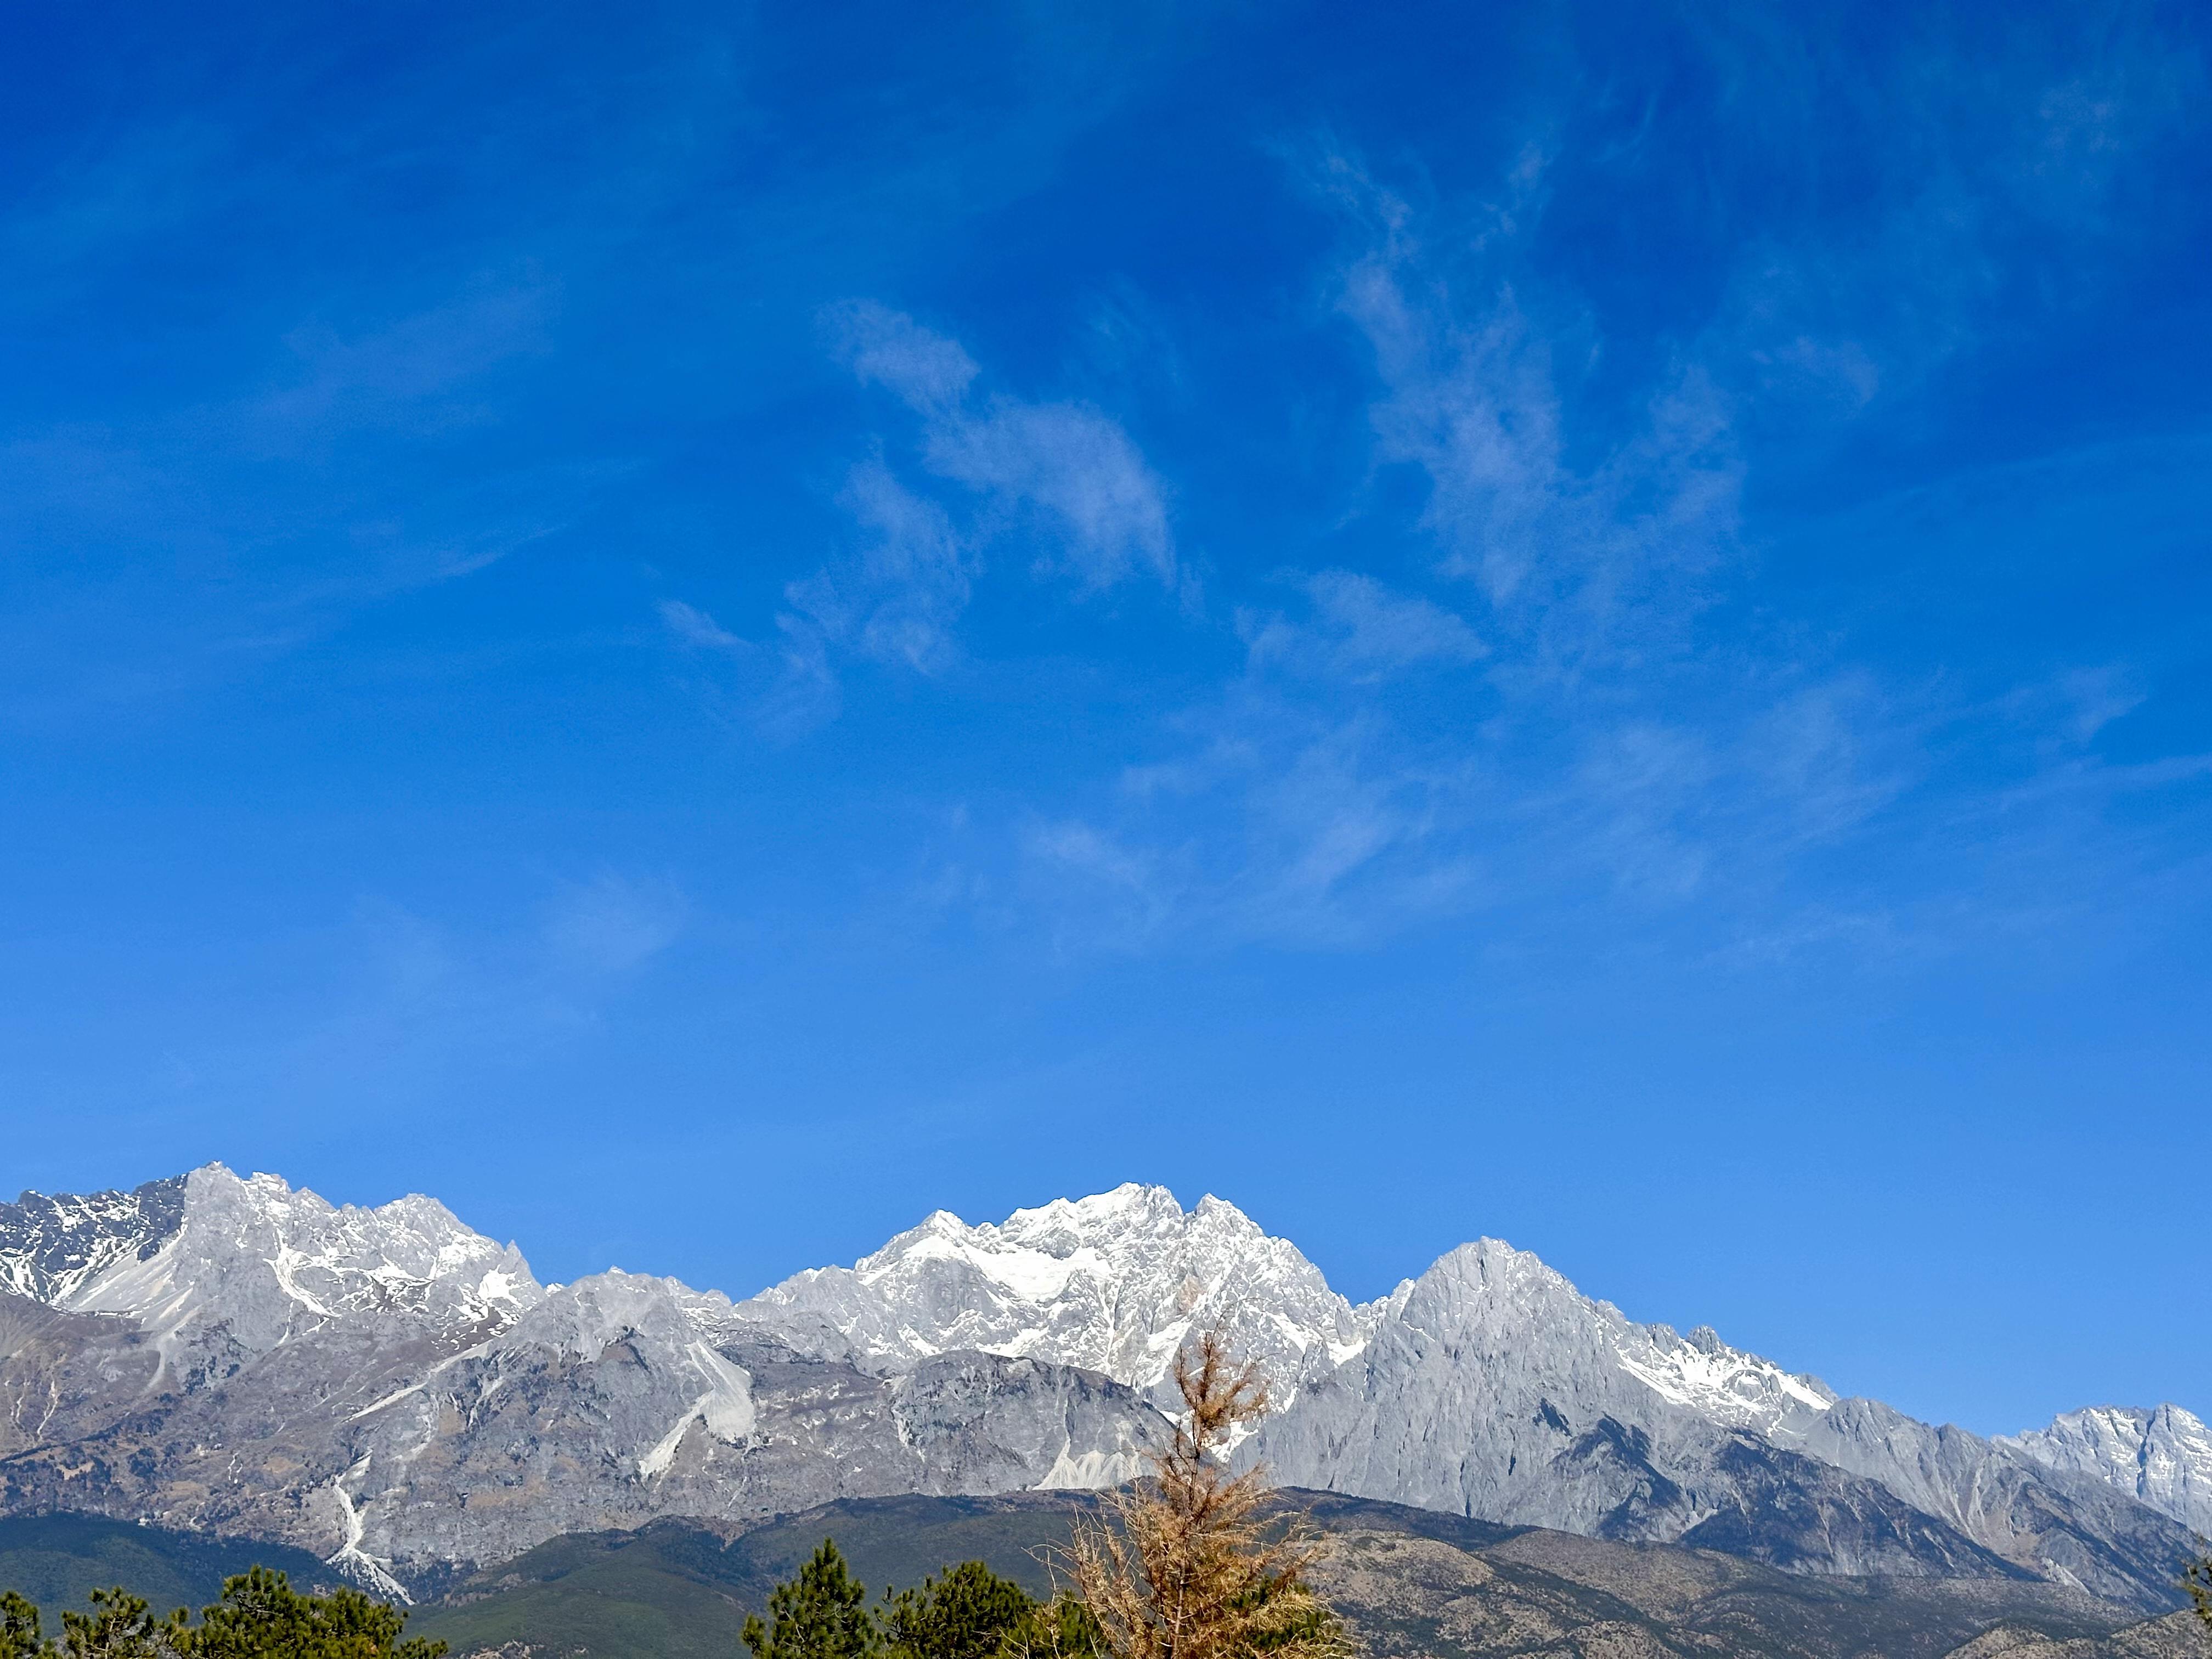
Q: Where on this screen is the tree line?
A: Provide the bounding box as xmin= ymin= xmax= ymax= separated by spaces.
xmin=0 ymin=1567 xmax=445 ymax=1659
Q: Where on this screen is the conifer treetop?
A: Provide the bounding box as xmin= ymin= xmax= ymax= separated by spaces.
xmin=1057 ymin=1329 xmax=1344 ymax=1659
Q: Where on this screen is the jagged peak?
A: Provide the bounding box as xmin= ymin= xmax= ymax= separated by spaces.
xmin=843 ymin=1184 xmax=1214 ymax=1280
xmin=0 ymin=1172 xmax=189 ymax=1306
xmin=561 ymin=1266 xmax=733 ymax=1307
xmin=515 ymin=1268 xmax=744 ymax=1359
xmin=1190 ymin=1192 xmax=1268 ymax=1232
xmin=0 ymin=1163 xmax=545 ymax=1356
xmin=1380 ymin=1232 xmax=1836 ymax=1431
xmin=2000 ymin=1396 xmax=2212 ymax=1536
xmin=1 ymin=1160 xmax=2196 ymax=1609
xmin=190 ymin=1164 xmax=486 ymax=1238
xmin=993 ymin=1182 xmax=1186 ymax=1238
xmin=743 ymin=1181 xmax=1361 ymax=1405
xmin=9 ymin=1170 xmax=186 ymax=1206
xmin=1416 ymin=1234 xmax=1566 ymax=1286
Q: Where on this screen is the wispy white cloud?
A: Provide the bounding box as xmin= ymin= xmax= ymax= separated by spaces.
xmin=1323 ymin=156 xmax=1741 ymax=657
xmin=543 ymin=872 xmax=689 ymax=976
xmin=667 ymin=69 xmax=2205 ymax=966
xmin=835 ymin=302 xmax=981 ymax=415
xmin=1007 ymin=560 xmax=1506 ymax=947
xmin=157 ymin=871 xmax=695 ymax=1119
xmin=658 ymin=599 xmax=747 ymax=652
xmin=981 ymin=149 xmax=2054 ymax=957
xmin=664 ymin=304 xmax=1178 ymax=735
xmin=0 ymin=120 xmax=239 ymax=299
xmin=1018 ymin=694 xmax=1490 ymax=952
xmin=247 ymin=274 xmax=559 ymax=448
xmin=664 ymin=460 xmax=977 ymax=739
xmin=923 ymin=398 xmax=1175 ymax=590
xmin=789 ymin=460 xmax=974 ymax=674
xmin=827 ymin=301 xmax=1176 ymax=591
xmin=0 ymin=271 xmax=585 ymax=733
xmin=1706 ymin=10 xmax=2203 ymax=414
xmin=657 ymin=592 xmax=843 ymax=738
xmin=1240 ymin=569 xmax=1486 ymax=683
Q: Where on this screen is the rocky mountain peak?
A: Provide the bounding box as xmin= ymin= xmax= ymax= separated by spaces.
xmin=0 ymin=1172 xmax=186 ymax=1305
xmin=2001 ymin=1402 xmax=2212 ymax=1536
xmin=7 ymin=1163 xmax=541 ymax=1367
xmin=743 ymin=1184 xmax=1368 ymax=1411
xmin=1391 ymin=1234 xmax=1838 ymax=1438
xmin=529 ymin=1268 xmax=743 ymax=1359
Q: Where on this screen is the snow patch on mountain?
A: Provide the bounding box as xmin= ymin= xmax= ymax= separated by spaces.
xmin=1615 ymin=1320 xmax=1837 ymax=1433
xmin=1035 ymin=1434 xmax=1149 ymax=1490
xmin=326 ymin=1455 xmax=413 ymax=1604
xmin=637 ymin=1341 xmax=757 ymax=1478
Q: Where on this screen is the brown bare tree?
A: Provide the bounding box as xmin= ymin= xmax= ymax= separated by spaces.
xmin=1054 ymin=1331 xmax=1344 ymax=1659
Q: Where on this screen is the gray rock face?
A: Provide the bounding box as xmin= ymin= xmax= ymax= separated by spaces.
xmin=0 ymin=1166 xmax=2198 ymax=1615
xmin=2001 ymin=1405 xmax=2212 ymax=1538
xmin=1252 ymin=1238 xmax=1838 ymax=1525
xmin=1252 ymin=1239 xmax=2199 ymax=1614
xmin=302 ymin=1270 xmax=1163 ymax=1584
xmin=0 ymin=1294 xmax=163 ymax=1453
xmin=1791 ymin=1401 xmax=2200 ymax=1609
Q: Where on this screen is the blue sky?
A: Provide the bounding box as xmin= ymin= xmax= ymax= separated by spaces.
xmin=2 ymin=0 xmax=2208 ymax=1436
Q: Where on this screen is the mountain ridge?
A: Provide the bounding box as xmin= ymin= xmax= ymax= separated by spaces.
xmin=0 ymin=1164 xmax=2199 ymax=1615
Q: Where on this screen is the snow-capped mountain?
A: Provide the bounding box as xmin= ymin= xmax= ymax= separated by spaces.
xmin=1255 ymin=1234 xmax=1838 ymax=1522
xmin=0 ymin=1174 xmax=187 ymax=1305
xmin=0 ymin=1165 xmax=2199 ymax=1615
xmin=2003 ymin=1404 xmax=2212 ymax=1537
xmin=0 ymin=1168 xmax=1162 ymax=1591
xmin=743 ymin=1183 xmax=1373 ymax=1413
xmin=0 ymin=1164 xmax=539 ymax=1371
xmin=1255 ymin=1238 xmax=2193 ymax=1609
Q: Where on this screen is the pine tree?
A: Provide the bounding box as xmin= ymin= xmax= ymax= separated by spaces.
xmin=2185 ymin=1550 xmax=2212 ymax=1638
xmin=0 ymin=1569 xmax=443 ymax=1659
xmin=881 ymin=1561 xmax=1038 ymax=1659
xmin=1015 ymin=1595 xmax=1105 ymax=1659
xmin=191 ymin=1567 xmax=445 ymax=1659
xmin=1057 ymin=1330 xmax=1343 ymax=1659
xmin=57 ymin=1589 xmax=189 ymax=1659
xmin=743 ymin=1541 xmax=880 ymax=1659
xmin=0 ymin=1593 xmax=44 ymax=1659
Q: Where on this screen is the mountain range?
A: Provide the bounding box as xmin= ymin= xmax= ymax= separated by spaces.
xmin=0 ymin=1165 xmax=2202 ymax=1620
